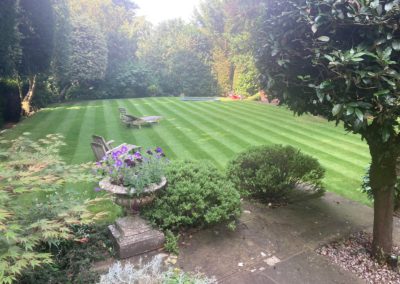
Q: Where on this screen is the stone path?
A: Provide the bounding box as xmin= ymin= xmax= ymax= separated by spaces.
xmin=176 ymin=192 xmax=400 ymax=284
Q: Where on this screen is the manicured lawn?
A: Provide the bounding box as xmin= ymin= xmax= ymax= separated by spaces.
xmin=3 ymin=97 xmax=371 ymax=205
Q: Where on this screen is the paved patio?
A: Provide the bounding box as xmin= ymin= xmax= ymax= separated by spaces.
xmin=176 ymin=192 xmax=400 ymax=284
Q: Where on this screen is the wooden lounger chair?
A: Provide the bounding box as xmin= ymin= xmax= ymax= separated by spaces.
xmin=121 ymin=114 xmax=162 ymax=128
xmin=118 ymin=108 xmax=127 ymax=119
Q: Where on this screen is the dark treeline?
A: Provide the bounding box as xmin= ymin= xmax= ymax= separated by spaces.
xmin=0 ymin=0 xmax=262 ymax=126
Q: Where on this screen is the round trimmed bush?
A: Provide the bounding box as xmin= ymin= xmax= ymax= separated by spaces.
xmin=143 ymin=160 xmax=241 ymax=231
xmin=227 ymin=145 xmax=325 ymax=202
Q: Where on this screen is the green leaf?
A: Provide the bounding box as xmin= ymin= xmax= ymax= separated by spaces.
xmin=383 ymin=46 xmax=392 ymax=59
xmin=346 ymin=107 xmax=354 ymax=116
xmin=332 ymin=104 xmax=342 ymax=116
xmin=392 ymin=40 xmax=400 ymax=51
xmin=370 ymin=0 xmax=379 ymax=9
xmin=354 ymin=108 xmax=364 ymax=121
xmin=311 ymin=24 xmax=318 ymax=33
xmin=316 ymin=90 xmax=324 ymax=102
xmin=324 ymin=55 xmax=334 ymax=62
xmin=317 ymin=36 xmax=330 ymax=42
xmin=373 ymin=89 xmax=390 ymax=97
xmin=384 ymin=2 xmax=395 ymax=11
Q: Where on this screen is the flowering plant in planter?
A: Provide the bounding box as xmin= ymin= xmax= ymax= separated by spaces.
xmin=95 ymin=146 xmax=167 ymax=196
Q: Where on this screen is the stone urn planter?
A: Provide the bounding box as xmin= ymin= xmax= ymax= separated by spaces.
xmin=99 ymin=177 xmax=167 ymax=258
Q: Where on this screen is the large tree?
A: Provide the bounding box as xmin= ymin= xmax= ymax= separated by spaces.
xmin=253 ymin=0 xmax=400 ymax=260
xmin=51 ymin=0 xmax=72 ymax=100
xmin=18 ymin=0 xmax=55 ymax=115
xmin=194 ymin=0 xmax=261 ymax=96
xmin=67 ymin=17 xmax=108 ymax=86
xmin=138 ymin=19 xmax=217 ymax=96
xmin=0 ymin=0 xmax=20 ymax=77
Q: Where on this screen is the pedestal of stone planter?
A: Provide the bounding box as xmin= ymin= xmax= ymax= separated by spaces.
xmin=109 ymin=216 xmax=165 ymax=259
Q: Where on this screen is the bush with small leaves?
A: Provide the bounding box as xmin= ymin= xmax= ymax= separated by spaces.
xmin=143 ymin=160 xmax=241 ymax=232
xmin=227 ymin=145 xmax=325 ymax=202
xmin=0 ymin=133 xmax=107 ymax=284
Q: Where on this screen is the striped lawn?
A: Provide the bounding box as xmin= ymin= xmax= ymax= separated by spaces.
xmin=3 ymin=97 xmax=371 ymax=206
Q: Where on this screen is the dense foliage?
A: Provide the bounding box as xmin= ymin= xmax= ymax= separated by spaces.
xmin=252 ymin=0 xmax=400 ymax=257
xmin=67 ymin=17 xmax=108 ymax=86
xmin=227 ymin=145 xmax=325 ymax=202
xmin=0 ymin=134 xmax=107 ymax=283
xmin=19 ymin=225 xmax=114 ymax=283
xmin=138 ymin=19 xmax=219 ymax=97
xmin=144 ymin=160 xmax=241 ymax=231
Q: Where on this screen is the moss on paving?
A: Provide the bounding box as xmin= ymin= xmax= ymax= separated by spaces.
xmin=2 ymin=98 xmax=371 ymax=211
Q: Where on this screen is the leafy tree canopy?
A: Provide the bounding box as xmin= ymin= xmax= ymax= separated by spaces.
xmin=0 ymin=0 xmax=20 ymax=77
xmin=253 ymin=0 xmax=400 ymax=258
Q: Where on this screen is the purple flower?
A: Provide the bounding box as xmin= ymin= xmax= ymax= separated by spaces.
xmin=94 ymin=187 xmax=103 ymax=192
xmin=124 ymin=159 xmax=136 ymax=167
xmin=155 ymin=147 xmax=163 ymax=153
xmin=121 ymin=145 xmax=128 ymax=153
xmin=133 ymin=151 xmax=142 ymax=159
xmin=115 ymin=159 xmax=123 ymax=167
xmin=112 ymin=150 xmax=122 ymax=159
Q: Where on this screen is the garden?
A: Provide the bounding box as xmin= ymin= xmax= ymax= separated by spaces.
xmin=1 ymin=0 xmax=399 ymax=284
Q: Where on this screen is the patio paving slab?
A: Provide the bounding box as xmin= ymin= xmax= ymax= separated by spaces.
xmin=176 ymin=192 xmax=399 ymax=283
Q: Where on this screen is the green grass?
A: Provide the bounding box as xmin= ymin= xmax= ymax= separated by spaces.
xmin=2 ymin=97 xmax=371 ymax=206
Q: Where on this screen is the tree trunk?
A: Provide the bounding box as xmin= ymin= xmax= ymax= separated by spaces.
xmin=369 ymin=142 xmax=398 ymax=262
xmin=21 ymin=74 xmax=37 ymax=116
xmin=59 ymin=83 xmax=71 ymax=101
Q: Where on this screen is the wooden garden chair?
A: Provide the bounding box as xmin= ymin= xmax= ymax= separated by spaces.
xmin=91 ymin=135 xmax=141 ymax=161
xmin=92 ymin=135 xmax=114 ymax=151
xmin=91 ymin=142 xmax=107 ymax=161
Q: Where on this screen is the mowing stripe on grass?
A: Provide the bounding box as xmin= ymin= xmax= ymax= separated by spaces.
xmin=147 ymin=99 xmax=228 ymax=166
xmin=164 ymin=99 xmax=241 ymax=156
xmin=236 ymin=102 xmax=369 ymax=154
xmin=122 ymin=99 xmax=163 ymax=149
xmin=207 ymin=102 xmax=370 ymax=162
xmin=136 ymin=99 xmax=196 ymax=159
xmin=138 ymin=98 xmax=220 ymax=166
xmin=170 ymin=99 xmax=267 ymax=147
xmin=164 ymin=99 xmax=252 ymax=151
xmin=202 ymin=101 xmax=368 ymax=170
xmin=59 ymin=101 xmax=90 ymax=161
xmin=236 ymin=102 xmax=369 ymax=149
xmin=102 ymin=100 xmax=126 ymax=146
xmin=71 ymin=101 xmax=98 ymax=164
xmin=130 ymin=99 xmax=178 ymax=159
xmin=204 ymin=101 xmax=369 ymax=171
